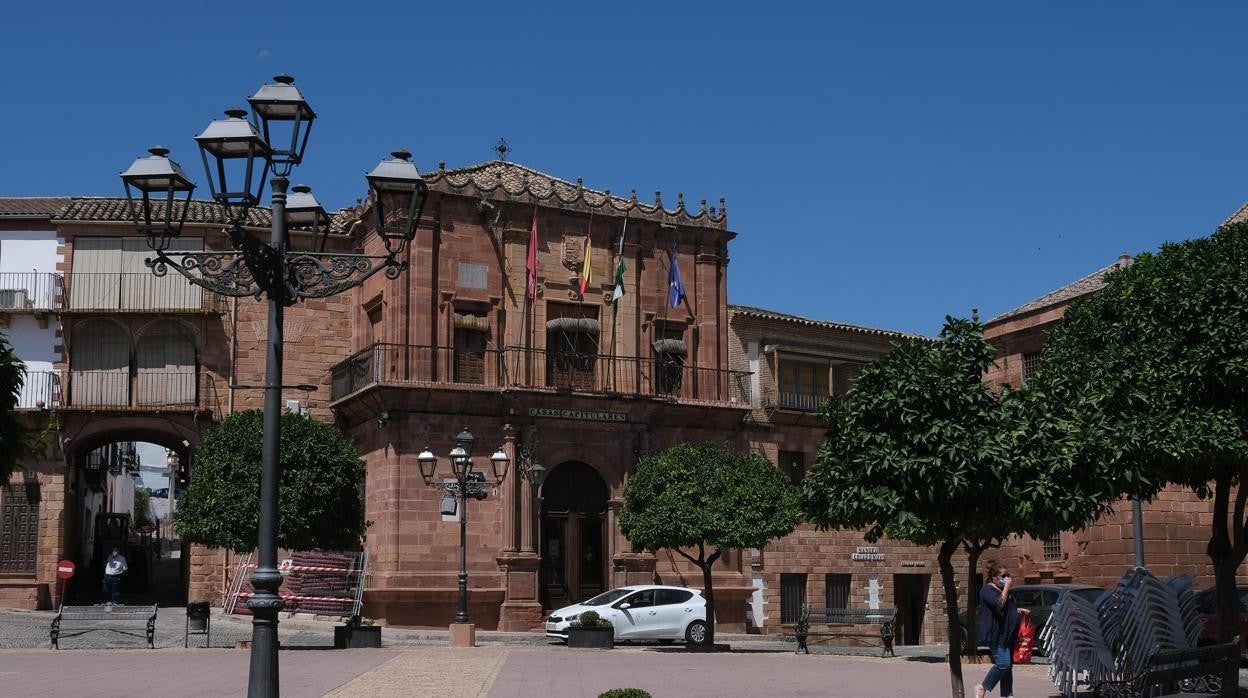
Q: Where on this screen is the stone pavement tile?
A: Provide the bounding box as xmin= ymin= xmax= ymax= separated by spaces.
xmin=0 ymin=648 xmax=397 ymax=697
xmin=487 ymin=648 xmax=1067 ymax=698
xmin=326 ymin=646 xmax=510 ymax=698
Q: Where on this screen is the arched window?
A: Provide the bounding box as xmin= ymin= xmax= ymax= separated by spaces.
xmin=70 ymin=320 xmax=130 ymax=407
xmin=135 ymin=320 xmax=198 ymax=406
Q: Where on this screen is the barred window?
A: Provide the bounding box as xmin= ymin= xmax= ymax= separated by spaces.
xmin=825 ymin=574 xmax=851 ymax=610
xmin=780 ymin=573 xmax=807 ymax=624
xmin=1021 ymin=352 xmax=1043 ymax=384
xmin=1043 ymin=535 xmax=1062 ymax=561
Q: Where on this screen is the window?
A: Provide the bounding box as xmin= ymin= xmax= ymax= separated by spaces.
xmin=656 ymin=589 xmax=694 ymax=606
xmin=1021 ymin=352 xmax=1042 ymax=384
xmin=453 ymin=311 xmax=490 ymax=385
xmin=70 ymin=236 xmax=204 ymax=310
xmin=778 ymin=358 xmax=829 ymax=411
xmin=546 ymin=303 xmax=599 ymax=391
xmin=622 ymin=590 xmax=655 ymax=609
xmin=780 ymin=573 xmax=807 ymax=624
xmin=365 ymin=302 xmax=383 ymax=346
xmin=1043 ymin=535 xmax=1062 ymax=561
xmin=826 ymin=574 xmax=851 ymax=610
xmin=778 ymin=450 xmax=805 ymax=485
xmin=653 ymin=324 xmax=686 ymax=396
xmin=0 ymin=483 xmax=39 ymax=575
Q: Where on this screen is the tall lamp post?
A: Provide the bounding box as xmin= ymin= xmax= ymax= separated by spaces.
xmin=118 ymin=74 xmax=429 ymax=698
xmin=417 ymin=429 xmax=509 ymax=642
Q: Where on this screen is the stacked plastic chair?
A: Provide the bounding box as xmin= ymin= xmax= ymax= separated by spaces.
xmin=1043 ymin=567 xmax=1205 ymax=698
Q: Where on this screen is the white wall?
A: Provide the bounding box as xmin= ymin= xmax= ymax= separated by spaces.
xmin=0 ymin=233 xmax=59 ymax=273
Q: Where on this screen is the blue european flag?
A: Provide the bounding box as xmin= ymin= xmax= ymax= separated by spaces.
xmin=668 ymin=237 xmax=686 ymax=308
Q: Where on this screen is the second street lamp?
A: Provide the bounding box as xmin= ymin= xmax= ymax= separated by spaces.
xmin=118 ymin=74 xmax=428 ymax=698
xmin=417 ymin=429 xmax=509 ymax=636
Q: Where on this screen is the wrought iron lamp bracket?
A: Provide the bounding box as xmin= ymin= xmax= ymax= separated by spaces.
xmin=434 ymin=478 xmax=492 ymax=498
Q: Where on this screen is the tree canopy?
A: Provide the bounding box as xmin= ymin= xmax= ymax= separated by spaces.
xmin=805 ymin=317 xmax=1119 ymax=698
xmin=175 ymin=410 xmax=366 ymax=553
xmin=620 ymin=442 xmax=802 ymax=645
xmin=0 ymin=330 xmax=28 ymax=484
xmin=1040 ymin=221 xmax=1248 ymax=643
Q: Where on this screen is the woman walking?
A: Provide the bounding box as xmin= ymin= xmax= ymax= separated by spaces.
xmin=976 ymin=561 xmax=1021 ymax=698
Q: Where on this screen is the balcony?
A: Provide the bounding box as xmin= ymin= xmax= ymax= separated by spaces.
xmin=767 ymin=391 xmax=828 ymax=412
xmin=13 ymin=369 xmax=221 ymax=412
xmin=330 ymin=343 xmax=752 ymax=405
xmin=0 ymin=272 xmax=62 ymax=312
xmin=64 ymin=273 xmax=223 ymax=313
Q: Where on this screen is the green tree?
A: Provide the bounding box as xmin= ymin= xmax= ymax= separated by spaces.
xmin=805 ymin=318 xmax=1118 ymax=698
xmin=175 ymin=410 xmax=366 ymax=553
xmin=133 ymin=486 xmax=153 ymax=528
xmin=0 ymin=330 xmax=28 ymax=484
xmin=1040 ymin=221 xmax=1248 ymax=644
xmin=619 ymin=442 xmax=802 ymax=646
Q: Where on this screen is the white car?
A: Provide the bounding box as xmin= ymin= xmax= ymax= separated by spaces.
xmin=546 ymin=585 xmax=710 ymax=644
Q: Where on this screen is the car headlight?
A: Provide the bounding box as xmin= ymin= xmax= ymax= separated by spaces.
xmin=564 ymin=613 xmax=579 ymax=623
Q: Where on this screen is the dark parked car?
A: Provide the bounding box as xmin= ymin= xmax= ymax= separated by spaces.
xmin=959 ymin=583 xmax=1108 ymax=653
xmin=1193 ymin=585 xmax=1248 ymax=647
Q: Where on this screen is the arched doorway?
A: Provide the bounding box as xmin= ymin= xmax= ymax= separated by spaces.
xmin=540 ymin=461 xmax=608 ymax=610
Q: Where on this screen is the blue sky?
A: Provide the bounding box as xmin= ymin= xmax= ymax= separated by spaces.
xmin=2 ymin=2 xmax=1245 ymax=335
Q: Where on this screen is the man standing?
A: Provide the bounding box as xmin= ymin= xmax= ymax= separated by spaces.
xmin=102 ymin=547 xmax=128 ymax=605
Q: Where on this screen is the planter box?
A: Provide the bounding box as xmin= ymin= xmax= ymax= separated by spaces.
xmin=334 ymin=625 xmax=382 ymax=649
xmin=567 ymin=626 xmax=614 ymax=649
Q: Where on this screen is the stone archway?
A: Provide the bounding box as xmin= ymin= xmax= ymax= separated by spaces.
xmin=540 ymin=461 xmax=608 ymax=610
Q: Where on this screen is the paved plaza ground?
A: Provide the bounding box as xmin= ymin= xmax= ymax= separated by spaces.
xmin=0 ymin=608 xmax=1238 ymax=697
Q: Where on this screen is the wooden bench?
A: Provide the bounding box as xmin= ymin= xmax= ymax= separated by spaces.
xmin=794 ymin=606 xmax=897 ymax=657
xmin=50 ymin=604 xmax=158 ymax=649
xmin=1094 ymin=637 xmax=1240 ymax=698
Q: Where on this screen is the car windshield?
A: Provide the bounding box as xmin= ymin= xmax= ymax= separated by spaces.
xmin=582 ymin=588 xmax=635 ymax=606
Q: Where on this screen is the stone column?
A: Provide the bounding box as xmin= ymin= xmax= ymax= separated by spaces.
xmin=501 ymin=424 xmax=518 ymax=553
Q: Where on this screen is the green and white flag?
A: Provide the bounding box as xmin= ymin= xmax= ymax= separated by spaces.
xmin=611 ymin=218 xmax=628 ymax=303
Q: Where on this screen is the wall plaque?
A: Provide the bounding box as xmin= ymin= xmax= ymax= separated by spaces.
xmin=527 ymin=407 xmax=627 ymax=423
xmin=851 ymin=546 xmax=885 ymax=562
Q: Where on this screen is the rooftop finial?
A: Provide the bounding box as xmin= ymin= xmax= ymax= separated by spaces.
xmin=495 ymin=137 xmax=510 ymax=161
xmin=654 ymin=190 xmax=663 ymax=207
xmin=971 ymin=308 xmax=980 ymax=323
xmin=699 ymin=198 xmax=707 ymax=214
xmin=719 ymin=197 xmax=727 ymax=217
xmin=438 ymin=161 xmax=446 ymax=171
xmin=576 ymin=177 xmax=583 ymax=193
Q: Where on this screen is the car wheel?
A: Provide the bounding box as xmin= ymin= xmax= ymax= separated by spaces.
xmin=958 ymin=624 xmax=969 ymax=649
xmin=685 ymin=620 xmax=709 ymax=645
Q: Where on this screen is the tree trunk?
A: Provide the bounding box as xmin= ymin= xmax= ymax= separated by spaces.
xmin=964 ymin=545 xmax=982 ymax=662
xmin=1206 ymin=476 xmax=1247 ymax=645
xmin=939 ymin=535 xmax=967 ymax=698
xmin=701 ymin=559 xmax=716 ymax=646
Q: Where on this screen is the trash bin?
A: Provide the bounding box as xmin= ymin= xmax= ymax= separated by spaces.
xmin=186 ymin=601 xmax=211 ymax=647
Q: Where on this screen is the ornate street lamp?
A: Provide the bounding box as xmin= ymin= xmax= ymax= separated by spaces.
xmin=417 ymin=428 xmax=509 ymax=627
xmin=118 ymin=74 xmax=427 ymax=698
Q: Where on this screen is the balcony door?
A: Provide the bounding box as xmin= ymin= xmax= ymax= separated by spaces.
xmin=71 ymin=237 xmax=202 ymax=311
xmin=70 ymin=320 xmax=130 ymax=407
xmin=541 ymin=461 xmax=608 ymax=610
xmin=135 ymin=321 xmax=197 ymax=406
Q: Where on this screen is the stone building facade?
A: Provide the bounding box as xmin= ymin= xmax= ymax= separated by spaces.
xmin=727 ymin=305 xmax=956 ymax=644
xmin=984 ymin=253 xmax=1225 ymax=589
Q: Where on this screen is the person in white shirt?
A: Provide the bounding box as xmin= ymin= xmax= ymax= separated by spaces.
xmin=102 ymin=547 xmax=128 ymax=605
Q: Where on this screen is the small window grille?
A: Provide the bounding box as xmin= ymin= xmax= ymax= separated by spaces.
xmin=825 ymin=574 xmax=851 ymax=609
xmin=1043 ymin=535 xmax=1062 ymax=561
xmin=1021 ymin=352 xmax=1043 ymax=384
xmin=780 ymin=573 xmax=807 ymax=624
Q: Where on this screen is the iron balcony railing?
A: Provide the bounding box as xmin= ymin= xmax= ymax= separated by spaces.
xmin=0 ymin=272 xmax=63 ymax=312
xmin=771 ymin=391 xmax=828 ymax=412
xmin=330 ymin=343 xmax=753 ymax=405
xmin=64 ymin=272 xmax=223 ymax=313
xmin=51 ymin=369 xmax=222 ymax=412
xmin=15 ymin=370 xmax=60 ymax=409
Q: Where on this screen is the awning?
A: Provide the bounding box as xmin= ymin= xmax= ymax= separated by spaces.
xmin=454 ymin=313 xmax=491 ymax=331
xmin=652 ymin=338 xmax=687 ymax=355
xmin=546 ymin=317 xmax=600 ymax=333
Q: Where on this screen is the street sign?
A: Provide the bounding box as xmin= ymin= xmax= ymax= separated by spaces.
xmin=56 ymin=560 xmax=76 ymax=580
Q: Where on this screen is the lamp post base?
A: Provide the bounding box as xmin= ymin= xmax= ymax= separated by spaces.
xmin=449 ymin=623 xmax=476 ymax=648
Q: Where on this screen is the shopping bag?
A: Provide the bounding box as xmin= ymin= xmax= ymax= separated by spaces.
xmin=1012 ymin=610 xmax=1035 ymax=664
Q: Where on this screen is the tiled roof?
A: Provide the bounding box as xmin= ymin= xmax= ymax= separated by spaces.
xmin=1222 ymin=201 xmax=1248 ymax=226
xmin=426 ymin=160 xmax=730 ymax=230
xmin=729 ymin=304 xmax=927 ymax=340
xmin=0 ymin=197 xmax=73 ymax=217
xmin=988 ymin=253 xmax=1133 ymax=324
xmin=52 ymin=198 xmax=350 ymax=233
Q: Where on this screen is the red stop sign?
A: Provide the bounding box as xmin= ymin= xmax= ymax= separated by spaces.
xmin=56 ymin=560 xmax=76 ymax=580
